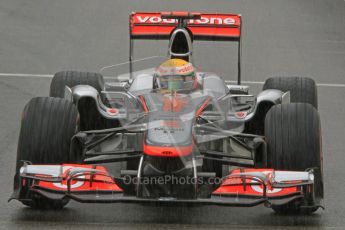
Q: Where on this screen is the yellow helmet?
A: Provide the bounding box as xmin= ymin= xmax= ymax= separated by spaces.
xmin=155 ymin=59 xmax=197 ymax=91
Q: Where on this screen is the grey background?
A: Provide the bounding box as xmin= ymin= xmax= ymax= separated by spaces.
xmin=0 ymin=0 xmax=344 ymax=229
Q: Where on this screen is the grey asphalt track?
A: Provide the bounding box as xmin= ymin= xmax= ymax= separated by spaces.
xmin=0 ymin=0 xmax=345 ymax=229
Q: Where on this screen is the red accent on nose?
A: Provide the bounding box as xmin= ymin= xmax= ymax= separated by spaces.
xmin=162 ymin=151 xmax=173 ymax=155
xmin=143 ymin=144 xmax=193 ymax=157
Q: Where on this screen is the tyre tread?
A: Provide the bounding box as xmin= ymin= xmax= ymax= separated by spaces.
xmin=263 ymin=76 xmax=318 ymax=108
xmin=16 ymin=97 xmax=80 ymax=209
xmin=265 ymin=103 xmax=323 ymax=213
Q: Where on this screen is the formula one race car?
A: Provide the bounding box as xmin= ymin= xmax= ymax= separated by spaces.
xmin=11 ymin=12 xmax=323 ymax=214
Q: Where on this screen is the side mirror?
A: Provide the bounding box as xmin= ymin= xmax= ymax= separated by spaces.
xmin=226 ymin=84 xmax=249 ymax=95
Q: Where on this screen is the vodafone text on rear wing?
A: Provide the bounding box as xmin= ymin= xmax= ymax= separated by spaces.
xmin=129 ymin=12 xmax=243 ymax=84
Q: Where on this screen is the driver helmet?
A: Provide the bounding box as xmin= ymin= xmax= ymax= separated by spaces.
xmin=154 ymin=59 xmax=198 ymax=91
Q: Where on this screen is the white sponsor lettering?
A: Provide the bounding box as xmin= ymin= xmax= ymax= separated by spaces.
xmin=150 ymin=16 xmax=162 ymax=23
xmin=197 ymin=17 xmax=209 ymax=24
xmin=224 ymin=17 xmax=235 ymax=25
xmin=135 ymin=16 xmax=236 ymax=25
xmin=209 ymin=17 xmax=222 ymax=24
xmin=137 ymin=16 xmax=150 ymax=23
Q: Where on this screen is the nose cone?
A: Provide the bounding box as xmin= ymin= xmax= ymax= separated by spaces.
xmin=144 ymin=117 xmax=194 ymax=157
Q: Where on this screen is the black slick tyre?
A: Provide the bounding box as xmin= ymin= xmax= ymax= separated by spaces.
xmin=50 ymin=71 xmax=104 ymax=98
xmin=265 ymin=103 xmax=323 ymax=214
xmin=15 ymin=97 xmax=81 ymax=209
xmin=263 ymin=76 xmax=318 ymax=109
xmin=49 ymin=71 xmax=116 ymax=130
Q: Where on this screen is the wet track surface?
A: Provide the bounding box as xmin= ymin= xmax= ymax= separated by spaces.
xmin=0 ymin=0 xmax=345 ymax=229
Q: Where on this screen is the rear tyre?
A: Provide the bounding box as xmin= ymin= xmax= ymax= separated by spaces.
xmin=15 ymin=97 xmax=82 ymax=209
xmin=263 ymin=76 xmax=318 ymax=108
xmin=265 ymin=103 xmax=323 ymax=214
xmin=49 ymin=71 xmax=117 ymax=130
xmin=50 ymin=71 xmax=104 ymax=98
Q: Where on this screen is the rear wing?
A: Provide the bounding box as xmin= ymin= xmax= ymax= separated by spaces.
xmin=130 ymin=12 xmax=241 ymax=41
xmin=129 ymin=12 xmax=243 ymax=84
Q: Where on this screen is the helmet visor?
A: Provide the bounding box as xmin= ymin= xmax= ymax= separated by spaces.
xmin=158 ymin=74 xmax=195 ymax=91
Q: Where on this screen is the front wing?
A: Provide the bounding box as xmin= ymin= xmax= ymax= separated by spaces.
xmin=11 ymin=164 xmax=315 ymax=208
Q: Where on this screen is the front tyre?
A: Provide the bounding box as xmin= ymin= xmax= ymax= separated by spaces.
xmin=14 ymin=97 xmax=82 ymax=209
xmin=265 ymin=103 xmax=323 ymax=214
